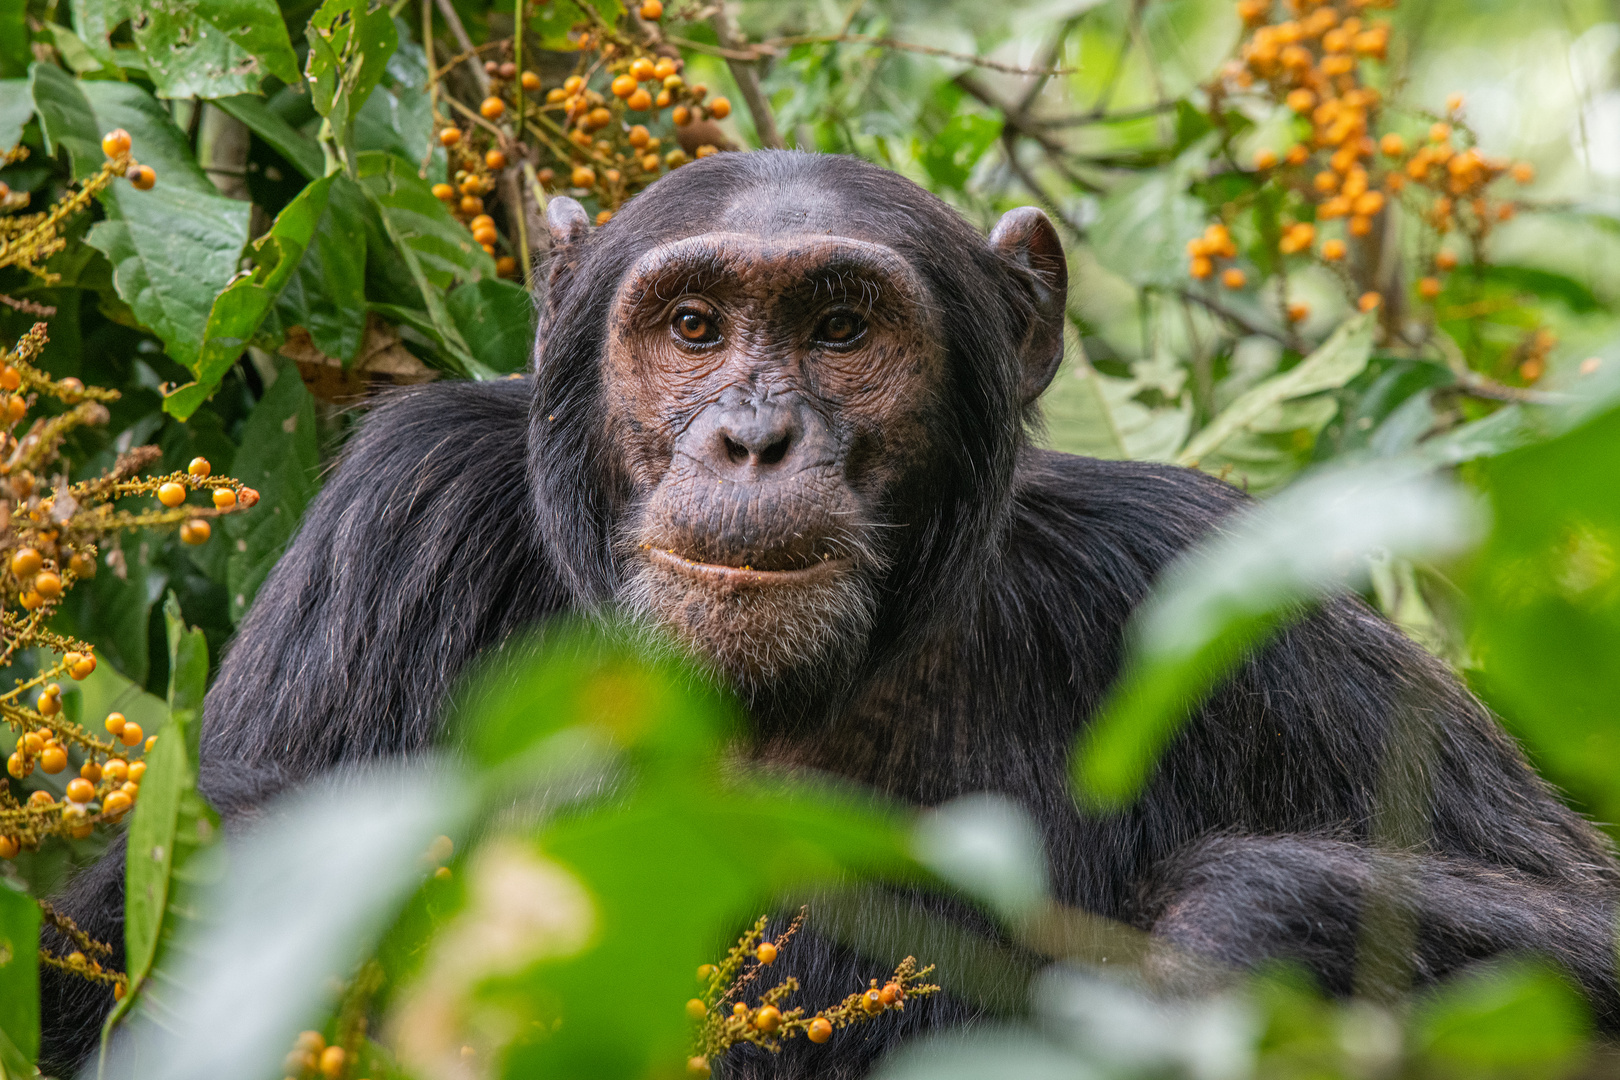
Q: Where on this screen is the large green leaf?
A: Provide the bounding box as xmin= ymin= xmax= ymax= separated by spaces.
xmin=118 ymin=595 xmax=219 ymax=1006
xmin=70 ymin=0 xmax=297 ymax=99
xmin=28 ymin=62 xmax=101 ymax=180
xmin=63 ymin=80 xmax=252 ymax=374
xmin=1176 ymin=314 xmax=1375 ymax=492
xmin=272 ymin=174 xmax=368 ymax=364
xmin=446 ymin=278 xmax=537 ymax=375
xmin=0 ymin=879 xmax=40 ymax=1072
xmin=1074 ymin=463 xmax=1482 ymax=808
xmin=223 ymin=362 xmax=318 ymax=623
xmin=304 ymin=0 xmax=398 ymax=162
xmin=0 ymin=0 xmax=26 ymax=80
xmin=1466 ymin=402 xmax=1620 ymax=823
xmin=1089 ymin=169 xmax=1206 ymax=289
xmin=0 ymin=79 xmax=30 ymax=150
xmin=165 ymin=175 xmax=336 ymax=420
xmin=213 ymin=94 xmax=323 ymax=181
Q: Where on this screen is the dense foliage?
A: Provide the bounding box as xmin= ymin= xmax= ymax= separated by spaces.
xmin=2 ymin=0 xmax=1620 ymax=1078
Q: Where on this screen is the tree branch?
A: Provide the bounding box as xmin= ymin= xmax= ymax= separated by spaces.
xmin=710 ymin=3 xmax=785 ymax=149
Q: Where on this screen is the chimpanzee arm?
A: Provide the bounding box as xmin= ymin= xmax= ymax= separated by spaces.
xmin=1145 ymin=834 xmax=1620 ymax=1024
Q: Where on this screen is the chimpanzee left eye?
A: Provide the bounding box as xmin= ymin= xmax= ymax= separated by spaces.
xmin=816 ymin=311 xmax=867 ymax=347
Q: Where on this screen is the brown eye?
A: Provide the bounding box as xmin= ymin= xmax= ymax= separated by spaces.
xmin=816 ymin=311 xmax=866 ymax=347
xmin=673 ymin=308 xmax=719 ymax=344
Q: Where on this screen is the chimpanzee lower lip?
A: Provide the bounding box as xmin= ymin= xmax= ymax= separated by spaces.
xmin=644 ymin=546 xmax=850 ymax=584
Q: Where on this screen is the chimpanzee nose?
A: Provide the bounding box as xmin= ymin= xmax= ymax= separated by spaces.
xmin=692 ymin=388 xmax=816 ymax=476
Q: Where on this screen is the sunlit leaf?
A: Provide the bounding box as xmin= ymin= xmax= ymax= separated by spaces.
xmin=1412 ymin=962 xmax=1589 ymax=1071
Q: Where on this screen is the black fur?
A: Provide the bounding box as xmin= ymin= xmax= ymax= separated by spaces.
xmin=39 ymin=152 xmax=1620 ymax=1076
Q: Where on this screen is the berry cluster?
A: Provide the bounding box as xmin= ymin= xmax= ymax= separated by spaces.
xmin=1203 ymin=0 xmax=1536 ymax=322
xmin=429 ymin=2 xmax=733 ymax=271
xmin=0 ymin=325 xmax=258 ymax=860
xmin=684 ymin=912 xmax=938 ymax=1076
xmin=283 ymin=1029 xmax=355 ymax=1080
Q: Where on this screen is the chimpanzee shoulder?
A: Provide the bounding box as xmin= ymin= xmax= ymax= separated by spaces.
xmin=201 ymin=376 xmax=566 ymax=780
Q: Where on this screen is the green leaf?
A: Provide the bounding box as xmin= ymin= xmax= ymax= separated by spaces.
xmin=117 ymin=595 xmax=219 ymax=1006
xmin=166 ymin=175 xmax=335 ymax=420
xmin=28 ymin=62 xmax=101 ymax=181
xmin=0 ymin=879 xmax=40 ymax=1070
xmin=1089 ymin=170 xmax=1206 ymax=289
xmin=1454 ymin=264 xmax=1601 ymax=314
xmin=1413 ymin=962 xmax=1589 ymax=1070
xmin=304 ymin=0 xmax=398 ymax=161
xmin=213 ymin=94 xmax=323 ymax=181
xmin=273 ymin=174 xmax=369 ymax=364
xmin=1176 ymin=314 xmax=1375 ymax=491
xmin=71 ymin=0 xmax=297 ymax=99
xmin=0 ymin=80 xmax=30 ymax=150
xmin=223 ymin=361 xmax=318 ymax=623
xmin=71 ymin=81 xmax=251 ymax=374
xmin=0 ymin=0 xmax=26 ymax=80
xmin=1074 ymin=464 xmax=1482 ymax=808
xmin=446 ymin=278 xmax=537 ymax=375
xmin=531 ymin=0 xmax=625 ymax=49
xmin=1466 ymin=402 xmax=1620 ymax=824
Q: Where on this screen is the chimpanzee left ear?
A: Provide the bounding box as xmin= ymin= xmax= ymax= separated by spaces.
xmin=990 ymin=207 xmax=1068 ymax=404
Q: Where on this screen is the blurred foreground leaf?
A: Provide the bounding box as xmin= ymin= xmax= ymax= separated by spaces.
xmin=1074 ymin=464 xmax=1483 ymax=808
xmin=0 ymin=877 xmax=40 ymax=1074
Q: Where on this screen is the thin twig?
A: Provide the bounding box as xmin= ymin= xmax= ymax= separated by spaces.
xmin=1177 ymin=287 xmax=1290 ymax=346
xmin=1428 ymin=329 xmax=1570 ymax=405
xmin=955 ymin=74 xmax=1104 ymax=195
xmin=710 ymin=2 xmax=785 ymax=150
xmin=1032 ymin=100 xmax=1179 ymax=129
xmin=432 ymin=0 xmax=492 ymax=98
xmin=664 ymin=32 xmax=1076 ymax=76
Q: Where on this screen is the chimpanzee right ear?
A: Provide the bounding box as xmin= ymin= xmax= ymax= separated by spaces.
xmin=545 ymin=196 xmax=591 ymax=295
xmin=990 ymin=206 xmax=1069 ymax=405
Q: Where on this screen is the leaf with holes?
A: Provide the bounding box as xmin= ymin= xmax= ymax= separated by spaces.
xmin=71 ymin=0 xmax=298 ymax=98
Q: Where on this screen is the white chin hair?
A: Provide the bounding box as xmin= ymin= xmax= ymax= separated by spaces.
xmin=616 ymin=558 xmax=877 ymax=692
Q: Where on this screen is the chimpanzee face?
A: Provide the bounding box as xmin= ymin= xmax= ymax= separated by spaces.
xmin=604 ymin=231 xmax=951 ymax=689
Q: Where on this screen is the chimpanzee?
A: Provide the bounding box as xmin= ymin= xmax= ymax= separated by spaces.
xmin=41 ymin=151 xmax=1620 ymax=1076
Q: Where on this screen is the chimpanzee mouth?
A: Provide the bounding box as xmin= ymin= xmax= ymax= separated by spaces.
xmin=643 ymin=545 xmax=852 ymax=585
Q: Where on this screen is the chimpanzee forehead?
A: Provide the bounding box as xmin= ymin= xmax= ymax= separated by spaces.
xmin=617 ymin=232 xmax=932 ymax=309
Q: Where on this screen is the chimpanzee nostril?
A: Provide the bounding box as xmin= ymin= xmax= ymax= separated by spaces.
xmin=758 ymin=434 xmax=791 ymax=467
xmin=723 ymin=436 xmax=750 ymax=465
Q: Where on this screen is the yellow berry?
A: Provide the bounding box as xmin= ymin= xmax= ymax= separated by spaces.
xmin=485 ymin=148 xmax=507 ymax=170
xmin=319 ymin=1045 xmax=346 ymax=1079
xmin=129 ymin=761 xmax=146 ymax=782
xmin=0 ymin=367 xmax=16 ymax=391
xmin=754 ymin=1005 xmax=782 ymax=1033
xmin=180 ymin=520 xmax=211 ymax=546
xmin=28 ymin=790 xmax=54 ymax=807
xmin=103 ymin=790 xmax=132 ymax=816
xmin=595 ymin=210 xmax=612 ymax=226
xmin=10 ymin=547 xmax=41 ymax=577
xmin=685 ymin=998 xmax=706 ymax=1019
xmin=432 ymin=182 xmax=454 ymax=200
xmin=6 ymin=752 xmax=27 ymax=778
xmin=1321 ymin=239 xmax=1347 ymax=261
xmin=630 ymin=58 xmax=656 ymax=81
xmin=521 ymin=71 xmax=541 ymax=92
xmin=210 ymin=488 xmax=237 ymax=510
xmin=70 ymin=653 xmax=97 ymax=680
xmin=104 ymin=759 xmax=128 ymax=782
xmin=808 ymin=1016 xmax=833 ymax=1043
xmin=187 ymin=456 xmax=210 ymax=477
xmin=105 ymin=712 xmax=126 ymax=736
xmin=697 ymin=964 xmax=716 ymax=981
xmin=120 ymin=721 xmax=144 ymax=747
xmin=756 ymin=942 xmax=778 ymax=964
xmin=440 ymin=127 xmax=462 ymax=147
xmin=80 ymin=761 xmax=102 ymax=783
xmin=101 ymin=128 xmax=132 ymax=157
xmin=66 ymin=777 xmax=95 ymax=804
xmin=686 ymin=1057 xmax=709 ymax=1078
xmin=862 ymin=989 xmax=884 ymax=1014
xmin=460 ymin=195 xmax=484 ymax=215
xmin=145 ymin=735 xmax=157 ymax=752
xmin=480 ymin=97 xmax=506 ymax=120
xmin=158 ymin=482 xmax=186 ymax=507
xmin=672 ymin=105 xmax=691 ymax=126
xmin=571 ymin=166 xmax=596 ymax=188
xmin=641 ymin=0 xmax=664 ymax=17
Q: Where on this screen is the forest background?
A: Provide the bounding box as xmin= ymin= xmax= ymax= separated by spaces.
xmin=2 ymin=0 xmax=1620 ymax=1077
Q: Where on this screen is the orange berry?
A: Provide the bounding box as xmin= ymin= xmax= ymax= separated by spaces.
xmin=101 ymin=128 xmax=132 ymax=157
xmin=521 ymin=71 xmax=541 ymax=92
xmin=103 ymin=790 xmax=133 ymax=816
xmin=862 ymin=989 xmax=884 ymax=1014
xmin=104 ymin=758 xmax=128 ymax=782
xmin=629 ymin=58 xmax=656 ymax=82
xmin=641 ymin=154 xmax=660 ymax=171
xmin=1321 ymin=238 xmax=1347 ymax=261
xmin=212 ymin=488 xmax=237 ymax=510
xmin=128 ymin=761 xmax=146 ymax=782
xmin=66 ymin=777 xmax=95 ymax=804
xmin=1429 ymin=122 xmax=1451 ymax=144
xmin=1358 ymin=291 xmax=1382 ymax=312
xmin=6 ymin=752 xmax=27 ymax=778
xmin=1286 ymin=301 xmax=1310 ymax=323
xmin=70 ymin=653 xmax=96 ymax=680
xmin=612 ymin=74 xmax=637 ymax=99
xmin=1418 ymin=277 xmax=1442 ymax=300
xmin=130 ymin=165 xmax=155 ymax=190
xmin=180 ymin=520 xmax=211 ymax=545
xmin=432 ymin=182 xmax=454 ymax=201
xmin=655 ymin=58 xmax=678 ymax=80
xmin=0 ymin=836 xmax=16 ymax=858
xmin=686 ymin=998 xmax=706 ymax=1019
xmin=28 ymin=790 xmax=52 ymax=807
xmin=640 ymin=0 xmax=663 ymax=17
xmin=1314 ymin=171 xmax=1339 ymax=194
xmin=187 ymin=456 xmax=210 ymax=477
xmin=672 ymin=105 xmax=691 ymax=126
xmin=157 ymin=482 xmax=186 ymax=508
xmin=40 ymin=744 xmax=67 ymax=773
xmin=586 ymin=106 xmax=612 ymax=129
xmin=6 ymin=395 xmax=24 ymax=422
xmin=459 ymin=177 xmax=483 ymax=196
xmin=1511 ymin=162 xmax=1535 ymax=184
xmin=627 ymin=88 xmax=653 ymax=112
xmin=480 ymin=243 xmax=496 ymax=255
xmin=709 ymin=96 xmax=732 ymax=120
xmin=563 ymin=75 xmax=584 ymax=95
xmin=10 ymin=547 xmax=41 ymax=578
xmin=238 ymin=488 xmax=260 ymax=508
xmin=0 ymin=366 xmax=17 ymax=391
xmin=480 ymin=97 xmax=506 ymax=120
xmin=1436 ymin=250 xmax=1459 ymax=271
xmin=1348 ymin=215 xmax=1373 ymax=237
xmin=808 ymin=1016 xmax=833 ymax=1043
xmin=1446 ymin=93 xmax=1465 ymax=114
xmin=1286 ymin=88 xmax=1316 ymax=114
xmin=439 ymin=127 xmax=462 ymax=147
xmin=105 ymin=713 xmax=127 ymax=736
xmin=485 ymin=149 xmax=507 ymax=170
xmin=34 ymin=571 xmax=62 ymax=599
xmin=120 ymin=721 xmax=144 ymax=747
xmin=319 ymin=1046 xmax=346 ymax=1079
xmin=1253 ymin=148 xmax=1278 ymax=170
xmin=1189 ymin=256 xmax=1214 ymax=280
xmin=656 ymin=89 xmax=672 ymax=108
xmin=595 ymin=210 xmax=612 ymax=226
xmin=18 ymin=591 xmax=41 ymax=611
xmin=1285 ymin=144 xmax=1309 ymax=166
xmin=1379 ymin=133 xmax=1406 ymax=157
xmin=665 ymin=148 xmax=688 ymax=168
xmin=571 ymin=166 xmax=596 ymax=188
xmin=1221 ymin=268 xmax=1247 ymax=290
xmin=460 ymin=195 xmax=484 ymax=215
xmin=879 ymin=982 xmax=902 ymax=1005
xmin=472 ymin=225 xmax=498 ymax=246
xmin=496 ymin=255 xmax=517 ymax=277
xmin=1353 ymin=191 xmax=1384 ymax=216
xmin=756 ymin=942 xmax=778 ymax=964
xmin=754 ymin=1005 xmax=782 ymax=1033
